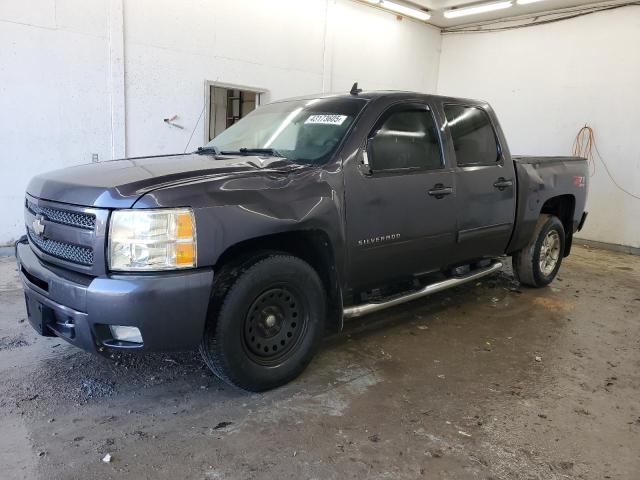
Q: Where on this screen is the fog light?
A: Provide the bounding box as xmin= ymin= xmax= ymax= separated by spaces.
xmin=109 ymin=325 xmax=143 ymax=344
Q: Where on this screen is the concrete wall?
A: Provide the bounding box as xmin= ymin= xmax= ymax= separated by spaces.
xmin=437 ymin=7 xmax=640 ymax=248
xmin=4 ymin=2 xmax=637 ymax=249
xmin=0 ymin=0 xmax=113 ymax=245
xmin=0 ymin=0 xmax=442 ymax=245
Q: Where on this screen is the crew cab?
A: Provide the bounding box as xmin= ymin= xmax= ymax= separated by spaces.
xmin=16 ymin=87 xmax=588 ymax=391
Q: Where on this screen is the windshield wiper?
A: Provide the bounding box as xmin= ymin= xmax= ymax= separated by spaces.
xmin=238 ymin=148 xmax=283 ymax=157
xmin=195 ymin=146 xmax=221 ymax=155
xmin=196 ymin=146 xmax=286 ymax=159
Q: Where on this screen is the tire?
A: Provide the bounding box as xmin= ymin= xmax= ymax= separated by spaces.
xmin=512 ymin=214 xmax=566 ymax=288
xmin=199 ymin=254 xmax=326 ymax=391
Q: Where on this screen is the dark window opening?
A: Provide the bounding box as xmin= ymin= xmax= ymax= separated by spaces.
xmin=444 ymin=105 xmax=499 ymax=166
xmin=368 ymin=108 xmax=443 ymax=172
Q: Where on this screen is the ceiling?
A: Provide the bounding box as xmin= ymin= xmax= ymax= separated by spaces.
xmin=393 ymin=0 xmax=616 ymax=28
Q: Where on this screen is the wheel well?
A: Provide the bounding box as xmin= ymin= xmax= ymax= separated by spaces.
xmin=540 ymin=195 xmax=575 ymax=256
xmin=214 ymin=230 xmax=342 ymax=333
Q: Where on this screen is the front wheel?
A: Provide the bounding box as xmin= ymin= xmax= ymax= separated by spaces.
xmin=200 ymin=254 xmax=325 ymax=391
xmin=512 ymin=214 xmax=566 ymax=287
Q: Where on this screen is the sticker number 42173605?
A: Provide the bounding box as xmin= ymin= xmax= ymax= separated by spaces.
xmin=305 ymin=114 xmax=347 ymax=126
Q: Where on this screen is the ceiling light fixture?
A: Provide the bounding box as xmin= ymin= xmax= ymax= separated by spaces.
xmin=444 ymin=1 xmax=512 ymax=18
xmin=364 ymin=0 xmax=431 ymax=21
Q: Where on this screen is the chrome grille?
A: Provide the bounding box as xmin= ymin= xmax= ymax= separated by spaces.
xmin=26 ymin=199 xmax=96 ymax=230
xmin=27 ymin=228 xmax=94 ymax=266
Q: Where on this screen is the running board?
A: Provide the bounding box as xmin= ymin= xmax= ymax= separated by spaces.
xmin=343 ymin=261 xmax=503 ymax=319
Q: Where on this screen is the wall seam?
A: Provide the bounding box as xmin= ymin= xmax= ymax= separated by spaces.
xmin=108 ymin=0 xmax=126 ymax=159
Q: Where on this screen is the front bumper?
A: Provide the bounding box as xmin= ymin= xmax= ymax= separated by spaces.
xmin=16 ymin=239 xmax=214 ymax=353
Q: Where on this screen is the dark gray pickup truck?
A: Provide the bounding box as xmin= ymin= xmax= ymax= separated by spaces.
xmin=16 ymin=88 xmax=588 ymax=391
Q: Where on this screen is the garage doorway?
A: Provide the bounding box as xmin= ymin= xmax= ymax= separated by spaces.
xmin=205 ymin=82 xmax=266 ymax=142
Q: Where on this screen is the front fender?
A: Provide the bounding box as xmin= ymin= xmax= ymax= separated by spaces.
xmin=133 ymin=166 xmax=346 ymax=277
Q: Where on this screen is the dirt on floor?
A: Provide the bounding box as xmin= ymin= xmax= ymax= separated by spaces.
xmin=0 ymin=245 xmax=638 ymax=480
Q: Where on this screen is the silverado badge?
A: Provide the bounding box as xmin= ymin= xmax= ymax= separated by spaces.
xmin=358 ymin=233 xmax=400 ymax=246
xmin=32 ymin=216 xmax=46 ymax=237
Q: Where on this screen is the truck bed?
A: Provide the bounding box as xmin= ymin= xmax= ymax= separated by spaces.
xmin=513 ymin=155 xmax=585 ymax=164
xmin=507 ymin=155 xmax=588 ymax=256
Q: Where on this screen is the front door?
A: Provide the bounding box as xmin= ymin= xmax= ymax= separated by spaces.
xmin=443 ymin=104 xmax=516 ymax=262
xmin=345 ymin=102 xmax=457 ymax=291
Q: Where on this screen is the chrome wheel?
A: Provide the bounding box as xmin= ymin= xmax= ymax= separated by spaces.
xmin=539 ymin=230 xmax=561 ymax=276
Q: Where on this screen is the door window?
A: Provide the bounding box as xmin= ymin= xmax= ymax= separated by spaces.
xmin=444 ymin=105 xmax=499 ymax=166
xmin=368 ymin=108 xmax=443 ymax=172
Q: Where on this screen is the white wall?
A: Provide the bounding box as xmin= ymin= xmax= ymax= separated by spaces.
xmin=438 ymin=7 xmax=640 ymax=249
xmin=0 ymin=0 xmax=442 ymax=245
xmin=5 ymin=2 xmax=637 ymax=249
xmin=123 ymin=0 xmax=442 ymax=156
xmin=0 ymin=0 xmax=113 ymax=245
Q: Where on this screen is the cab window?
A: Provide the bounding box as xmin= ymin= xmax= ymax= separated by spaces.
xmin=444 ymin=105 xmax=500 ymax=166
xmin=368 ymin=108 xmax=443 ymax=172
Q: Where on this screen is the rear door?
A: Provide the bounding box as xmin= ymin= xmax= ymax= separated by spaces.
xmin=443 ymin=104 xmax=516 ymax=262
xmin=344 ymin=102 xmax=457 ymax=290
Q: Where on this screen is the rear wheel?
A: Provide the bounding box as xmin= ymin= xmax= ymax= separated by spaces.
xmin=200 ymin=254 xmax=325 ymax=391
xmin=512 ymin=214 xmax=565 ymax=287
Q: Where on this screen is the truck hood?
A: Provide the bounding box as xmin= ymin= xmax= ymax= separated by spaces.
xmin=26 ymin=153 xmax=303 ymax=208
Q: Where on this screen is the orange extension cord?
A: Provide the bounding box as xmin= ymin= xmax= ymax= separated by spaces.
xmin=572 ymin=125 xmax=640 ymax=200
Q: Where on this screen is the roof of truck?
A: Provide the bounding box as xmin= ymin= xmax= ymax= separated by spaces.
xmin=271 ymin=89 xmax=487 ymax=106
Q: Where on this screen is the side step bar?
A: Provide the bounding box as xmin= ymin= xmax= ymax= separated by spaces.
xmin=343 ymin=261 xmax=503 ymax=319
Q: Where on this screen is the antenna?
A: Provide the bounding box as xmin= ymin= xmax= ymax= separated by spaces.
xmin=350 ymin=82 xmax=362 ymax=96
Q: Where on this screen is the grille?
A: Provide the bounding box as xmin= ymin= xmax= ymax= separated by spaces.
xmin=26 ymin=200 xmax=95 ymax=230
xmin=27 ymin=228 xmax=94 ymax=266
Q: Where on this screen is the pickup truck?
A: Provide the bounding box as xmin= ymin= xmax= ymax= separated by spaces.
xmin=16 ymin=87 xmax=588 ymax=391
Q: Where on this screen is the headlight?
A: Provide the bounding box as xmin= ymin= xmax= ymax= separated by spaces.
xmin=108 ymin=208 xmax=196 ymax=271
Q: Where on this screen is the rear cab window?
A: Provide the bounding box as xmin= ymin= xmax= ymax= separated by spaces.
xmin=444 ymin=105 xmax=500 ymax=166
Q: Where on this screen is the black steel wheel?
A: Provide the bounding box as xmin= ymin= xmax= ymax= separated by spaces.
xmin=200 ymin=254 xmax=325 ymax=391
xmin=243 ymin=286 xmax=308 ymax=365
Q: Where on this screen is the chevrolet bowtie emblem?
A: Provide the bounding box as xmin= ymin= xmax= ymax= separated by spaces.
xmin=32 ymin=216 xmax=46 ymax=237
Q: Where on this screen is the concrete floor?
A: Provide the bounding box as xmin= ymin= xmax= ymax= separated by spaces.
xmin=0 ymin=245 xmax=638 ymax=480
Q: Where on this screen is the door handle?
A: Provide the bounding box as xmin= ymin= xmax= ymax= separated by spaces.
xmin=493 ymin=177 xmax=513 ymax=191
xmin=428 ymin=184 xmax=453 ymax=199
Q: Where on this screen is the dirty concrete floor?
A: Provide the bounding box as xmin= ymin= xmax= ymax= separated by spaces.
xmin=0 ymin=245 xmax=638 ymax=480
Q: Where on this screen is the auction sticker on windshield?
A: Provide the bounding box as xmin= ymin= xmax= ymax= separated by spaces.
xmin=305 ymin=114 xmax=348 ymax=125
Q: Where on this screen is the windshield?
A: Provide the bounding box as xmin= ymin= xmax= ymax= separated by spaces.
xmin=204 ymin=97 xmax=367 ymax=164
